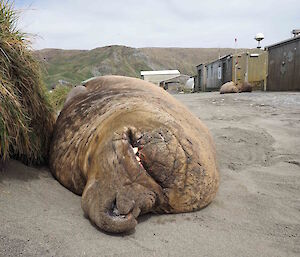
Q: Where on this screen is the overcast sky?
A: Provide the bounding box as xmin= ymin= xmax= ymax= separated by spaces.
xmin=15 ymin=0 xmax=300 ymax=50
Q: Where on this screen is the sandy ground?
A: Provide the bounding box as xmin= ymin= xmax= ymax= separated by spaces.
xmin=1 ymin=92 xmax=300 ymax=257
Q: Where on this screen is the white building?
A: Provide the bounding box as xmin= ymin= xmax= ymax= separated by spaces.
xmin=141 ymin=70 xmax=180 ymax=86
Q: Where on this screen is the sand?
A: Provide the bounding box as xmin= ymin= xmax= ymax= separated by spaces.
xmin=1 ymin=92 xmax=299 ymax=257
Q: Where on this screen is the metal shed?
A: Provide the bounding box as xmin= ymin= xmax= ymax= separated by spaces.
xmin=159 ymin=74 xmax=190 ymax=93
xmin=265 ymin=36 xmax=300 ymax=91
xmin=195 ymin=55 xmax=232 ymax=92
xmin=140 ymin=70 xmax=180 ymax=86
xmin=195 ymin=50 xmax=267 ymax=92
xmin=232 ymin=51 xmax=268 ymax=90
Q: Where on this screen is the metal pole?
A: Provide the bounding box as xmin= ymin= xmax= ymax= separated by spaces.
xmin=245 ymin=52 xmax=249 ymax=82
xmin=264 ymin=51 xmax=268 ymax=91
xmin=234 ymin=38 xmax=237 ymax=84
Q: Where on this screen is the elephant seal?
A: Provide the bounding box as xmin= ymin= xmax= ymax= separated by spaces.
xmin=220 ymin=81 xmax=239 ymax=94
xmin=238 ymin=82 xmax=252 ymax=93
xmin=64 ymin=85 xmax=87 ymax=106
xmin=49 ymin=75 xmax=219 ymax=233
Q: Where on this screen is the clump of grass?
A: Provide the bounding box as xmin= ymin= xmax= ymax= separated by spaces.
xmin=0 ymin=0 xmax=55 ymax=166
xmin=48 ymin=85 xmax=72 ymax=112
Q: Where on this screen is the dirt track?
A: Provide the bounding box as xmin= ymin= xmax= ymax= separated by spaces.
xmin=1 ymin=92 xmax=300 ymax=257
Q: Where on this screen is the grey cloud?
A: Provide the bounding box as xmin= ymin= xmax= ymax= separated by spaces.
xmin=16 ymin=0 xmax=300 ymax=49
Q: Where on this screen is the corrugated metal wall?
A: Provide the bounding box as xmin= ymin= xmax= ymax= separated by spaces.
xmin=195 ymin=51 xmax=267 ymax=92
xmin=195 ymin=64 xmax=207 ymax=92
xmin=232 ymin=51 xmax=267 ymax=88
xmin=196 ymin=56 xmax=232 ymax=92
xmin=267 ymin=37 xmax=300 ymax=91
xmin=222 ymin=57 xmax=232 ymax=84
xmin=206 ymin=60 xmax=223 ymax=90
xmin=195 ymin=65 xmax=202 ymax=92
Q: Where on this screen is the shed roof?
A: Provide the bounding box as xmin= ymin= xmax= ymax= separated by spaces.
xmin=160 ymin=74 xmax=190 ymax=83
xmin=141 ymin=70 xmax=180 ymax=76
xmin=265 ymin=35 xmax=300 ymax=50
xmin=196 ymin=54 xmax=232 ymax=67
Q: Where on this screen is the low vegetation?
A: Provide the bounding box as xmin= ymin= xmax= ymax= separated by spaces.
xmin=48 ymin=85 xmax=72 ymax=112
xmin=0 ymin=0 xmax=54 ymax=166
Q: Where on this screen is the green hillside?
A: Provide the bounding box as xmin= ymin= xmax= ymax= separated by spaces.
xmin=35 ymin=45 xmax=246 ymax=89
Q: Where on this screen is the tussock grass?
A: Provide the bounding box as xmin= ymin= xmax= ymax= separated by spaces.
xmin=0 ymin=0 xmax=54 ymax=166
xmin=48 ymin=85 xmax=72 ymax=112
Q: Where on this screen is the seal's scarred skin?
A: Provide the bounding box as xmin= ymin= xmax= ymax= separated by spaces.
xmin=49 ymin=76 xmax=219 ymax=233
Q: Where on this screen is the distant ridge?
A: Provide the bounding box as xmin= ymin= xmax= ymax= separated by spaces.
xmin=35 ymin=45 xmax=248 ymax=89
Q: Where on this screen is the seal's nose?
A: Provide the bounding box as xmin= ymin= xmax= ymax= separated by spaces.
xmin=81 ymin=180 xmax=138 ymax=233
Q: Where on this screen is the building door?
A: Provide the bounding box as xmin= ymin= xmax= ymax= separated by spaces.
xmin=198 ymin=69 xmax=202 ymax=92
xmin=222 ymin=62 xmax=226 ymax=84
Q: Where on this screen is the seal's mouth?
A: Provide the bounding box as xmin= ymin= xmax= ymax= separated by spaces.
xmin=133 ymin=147 xmax=142 ymax=166
xmin=95 ymin=126 xmax=172 ymax=233
xmin=128 ymin=128 xmax=141 ymax=155
xmin=126 ymin=128 xmax=148 ymax=175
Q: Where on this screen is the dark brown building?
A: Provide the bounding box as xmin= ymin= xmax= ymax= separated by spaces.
xmin=266 ymin=36 xmax=300 ymax=91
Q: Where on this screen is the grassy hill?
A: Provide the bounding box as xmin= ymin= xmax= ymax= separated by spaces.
xmin=35 ymin=45 xmax=247 ymax=89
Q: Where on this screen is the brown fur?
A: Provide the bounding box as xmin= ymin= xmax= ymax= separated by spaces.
xmin=238 ymin=82 xmax=253 ymax=93
xmin=220 ymin=81 xmax=239 ymax=94
xmin=64 ymin=85 xmax=87 ymax=106
xmin=49 ymin=76 xmax=219 ymax=233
